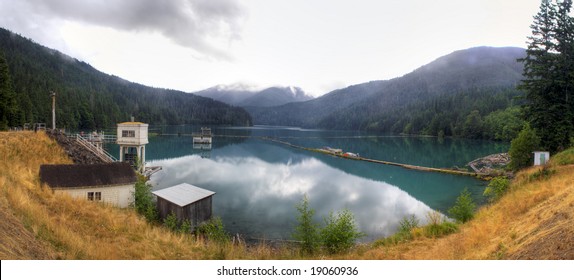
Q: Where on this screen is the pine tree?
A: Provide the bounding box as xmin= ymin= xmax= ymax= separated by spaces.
xmin=554 ymin=0 xmax=574 ymax=147
xmin=292 ymin=195 xmax=320 ymax=255
xmin=520 ymin=0 xmax=574 ymax=153
xmin=448 ymin=188 xmax=476 ymax=223
xmin=0 ymin=50 xmax=18 ymax=130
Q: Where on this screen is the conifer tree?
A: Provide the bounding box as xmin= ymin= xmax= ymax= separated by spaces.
xmin=520 ymin=0 xmax=574 ymax=153
xmin=555 ymin=0 xmax=574 ymax=146
xmin=0 ymin=50 xmax=18 ymax=130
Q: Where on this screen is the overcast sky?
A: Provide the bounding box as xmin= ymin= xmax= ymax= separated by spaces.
xmin=0 ymin=0 xmax=541 ymax=96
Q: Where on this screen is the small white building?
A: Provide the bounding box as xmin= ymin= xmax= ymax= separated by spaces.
xmin=39 ymin=162 xmax=137 ymax=208
xmin=533 ymin=151 xmax=550 ymax=166
xmin=117 ymin=120 xmax=149 ymax=173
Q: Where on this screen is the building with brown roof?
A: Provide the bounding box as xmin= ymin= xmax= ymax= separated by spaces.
xmin=39 ymin=162 xmax=137 ymax=208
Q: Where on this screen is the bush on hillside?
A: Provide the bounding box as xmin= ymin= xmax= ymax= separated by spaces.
xmin=164 ymin=212 xmax=178 ymax=232
xmin=509 ymin=124 xmax=540 ymax=171
xmin=292 ymin=195 xmax=320 ymax=255
xmin=132 ymin=177 xmax=158 ymax=223
xmin=195 ymin=217 xmax=230 ymax=244
xmin=484 ymin=176 xmax=510 ymax=202
xmin=424 ymin=211 xmax=459 ymax=237
xmin=320 ymin=209 xmax=365 ymax=254
xmin=448 ymin=188 xmax=476 ymax=223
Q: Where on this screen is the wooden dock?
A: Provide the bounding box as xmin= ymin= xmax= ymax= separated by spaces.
xmin=261 ymin=137 xmax=490 ymax=180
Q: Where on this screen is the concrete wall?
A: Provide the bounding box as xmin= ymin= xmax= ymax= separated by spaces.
xmin=56 ymin=184 xmax=135 ymax=208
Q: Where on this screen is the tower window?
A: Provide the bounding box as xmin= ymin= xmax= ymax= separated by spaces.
xmin=122 ymin=130 xmax=135 ymax=137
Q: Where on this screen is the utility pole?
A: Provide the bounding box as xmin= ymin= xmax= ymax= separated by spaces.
xmin=50 ymin=91 xmax=56 ymax=130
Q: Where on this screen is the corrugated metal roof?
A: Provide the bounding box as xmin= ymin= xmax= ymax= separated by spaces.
xmin=152 ymin=183 xmax=215 ymax=207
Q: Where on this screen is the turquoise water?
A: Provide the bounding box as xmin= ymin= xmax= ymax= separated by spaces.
xmin=106 ymin=125 xmax=508 ymax=241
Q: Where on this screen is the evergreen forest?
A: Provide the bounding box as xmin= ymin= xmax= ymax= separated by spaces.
xmin=518 ymin=0 xmax=574 ymax=153
xmin=0 ymin=28 xmax=252 ymax=131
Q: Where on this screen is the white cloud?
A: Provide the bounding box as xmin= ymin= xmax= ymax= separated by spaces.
xmin=0 ymin=0 xmax=246 ymax=60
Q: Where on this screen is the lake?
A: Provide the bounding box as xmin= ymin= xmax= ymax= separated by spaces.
xmin=106 ymin=125 xmax=508 ymax=242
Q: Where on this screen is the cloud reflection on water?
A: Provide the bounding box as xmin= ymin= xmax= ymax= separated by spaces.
xmin=150 ymin=154 xmax=435 ymax=241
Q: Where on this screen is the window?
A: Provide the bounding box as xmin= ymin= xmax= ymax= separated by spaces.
xmin=87 ymin=192 xmax=102 ymax=201
xmin=122 ymin=130 xmax=135 ymax=137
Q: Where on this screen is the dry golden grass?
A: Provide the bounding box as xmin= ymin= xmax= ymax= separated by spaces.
xmin=355 ymin=160 xmax=574 ymax=260
xmin=1 ymin=131 xmax=572 ymax=259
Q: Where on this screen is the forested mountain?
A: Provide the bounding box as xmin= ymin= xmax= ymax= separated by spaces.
xmin=195 ymin=85 xmax=313 ymax=107
xmin=251 ymin=47 xmax=527 ymax=140
xmin=0 ymin=28 xmax=252 ymax=130
xmin=246 ymin=80 xmax=386 ymax=127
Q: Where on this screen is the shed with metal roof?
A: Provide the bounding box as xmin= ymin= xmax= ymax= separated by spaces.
xmin=152 ymin=183 xmax=215 ymax=228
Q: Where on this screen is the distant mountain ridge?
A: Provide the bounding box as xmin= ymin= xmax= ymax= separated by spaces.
xmin=249 ymin=46 xmax=526 ymax=137
xmin=194 ymin=85 xmax=314 ymax=107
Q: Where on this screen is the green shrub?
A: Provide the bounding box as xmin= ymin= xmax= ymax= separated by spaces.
xmin=320 ymin=209 xmax=365 ymax=254
xmin=292 ymin=195 xmax=320 ymax=255
xmin=484 ymin=176 xmax=510 ymax=202
xmin=448 ymin=189 xmax=476 ymax=223
xmin=180 ymin=219 xmax=192 ymax=234
xmin=132 ymin=177 xmax=158 ymax=222
xmin=423 ymin=211 xmax=459 ymax=237
xmin=163 ymin=212 xmax=178 ymax=232
xmin=374 ymin=215 xmax=419 ymax=246
xmin=529 ymin=166 xmax=556 ymax=181
xmin=373 ymin=212 xmax=457 ymax=246
xmin=195 ymin=217 xmax=230 ymax=244
xmin=398 ymin=215 xmax=419 ymax=236
xmin=509 ymin=124 xmax=541 ymax=171
xmin=424 ymin=221 xmax=459 ymax=237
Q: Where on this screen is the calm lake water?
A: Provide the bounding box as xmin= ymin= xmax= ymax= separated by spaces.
xmin=106 ymin=125 xmax=508 ymax=242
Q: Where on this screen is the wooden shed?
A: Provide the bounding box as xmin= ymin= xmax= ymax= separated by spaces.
xmin=39 ymin=162 xmax=137 ymax=208
xmin=152 ymin=183 xmax=215 ymax=228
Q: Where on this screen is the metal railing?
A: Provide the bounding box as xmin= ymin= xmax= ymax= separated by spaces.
xmin=75 ymin=134 xmax=118 ymax=163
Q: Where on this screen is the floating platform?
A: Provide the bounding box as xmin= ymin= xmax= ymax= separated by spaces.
xmin=192 ymin=127 xmax=212 ymax=144
xmin=192 ymin=136 xmax=212 ymax=144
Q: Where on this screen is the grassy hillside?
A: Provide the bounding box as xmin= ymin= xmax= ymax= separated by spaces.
xmin=1 ymin=131 xmax=572 ymax=259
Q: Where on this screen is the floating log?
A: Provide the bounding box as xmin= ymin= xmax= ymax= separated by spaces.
xmin=261 ymin=137 xmax=491 ymax=180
